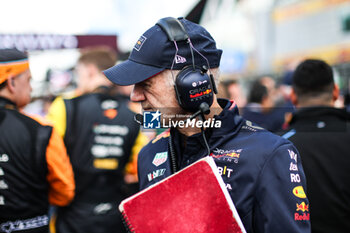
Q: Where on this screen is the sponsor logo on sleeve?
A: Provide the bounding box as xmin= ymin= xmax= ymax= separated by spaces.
xmin=295 ymin=198 xmax=310 ymax=223
xmin=225 ymin=183 xmax=233 ymax=191
xmin=147 ymin=169 xmax=166 ymax=182
xmin=0 ymin=180 xmax=8 ymax=189
xmin=288 ymin=149 xmax=301 ymax=184
xmin=288 ymin=149 xmax=297 ymax=163
xmin=290 ymin=173 xmax=301 ymax=183
xmin=295 ymin=213 xmax=310 ymax=221
xmin=152 ymin=152 xmax=168 ymax=167
xmin=289 ymin=162 xmax=298 ymax=171
xmin=293 ymin=186 xmax=307 ymax=199
xmin=210 ymin=148 xmax=242 ymax=163
xmin=296 ymin=202 xmax=309 ymax=212
xmin=0 ymin=154 xmax=9 ymax=162
xmin=217 ymin=166 xmax=233 ymax=178
xmin=242 ymin=120 xmax=264 ymax=131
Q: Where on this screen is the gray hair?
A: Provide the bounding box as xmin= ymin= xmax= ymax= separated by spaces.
xmin=164 ymin=68 xmax=220 ymax=88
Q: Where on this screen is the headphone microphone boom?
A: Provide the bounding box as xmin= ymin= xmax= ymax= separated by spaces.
xmin=134 ymin=113 xmax=143 ymax=126
xmin=190 ymin=102 xmax=210 ymax=121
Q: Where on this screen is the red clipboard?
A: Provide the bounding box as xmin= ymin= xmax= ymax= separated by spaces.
xmin=119 ymin=156 xmax=246 ymax=233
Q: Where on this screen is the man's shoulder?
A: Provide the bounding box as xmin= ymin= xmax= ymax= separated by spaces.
xmin=238 ymin=119 xmax=288 ymax=142
xmin=12 ymin=110 xmax=51 ymax=129
xmin=139 ymin=130 xmax=170 ymax=160
xmin=231 ymin=119 xmax=295 ymax=159
xmin=3 ymin=111 xmax=53 ymax=142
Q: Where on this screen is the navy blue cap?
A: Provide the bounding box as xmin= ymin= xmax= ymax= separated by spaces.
xmin=103 ymin=17 xmax=222 ymax=86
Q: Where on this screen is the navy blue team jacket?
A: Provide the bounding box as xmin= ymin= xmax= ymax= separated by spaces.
xmin=137 ymin=99 xmax=311 ymax=233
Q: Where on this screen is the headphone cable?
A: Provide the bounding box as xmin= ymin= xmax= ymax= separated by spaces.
xmin=201 ymin=125 xmax=211 ymax=157
xmin=187 ymin=39 xmax=196 ymax=70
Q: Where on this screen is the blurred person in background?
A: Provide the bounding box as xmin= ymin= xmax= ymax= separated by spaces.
xmin=243 ymin=76 xmax=294 ymax=132
xmin=47 ymin=47 xmax=148 ymax=233
xmin=282 ymin=59 xmax=350 ymax=233
xmin=276 ymin=71 xmax=296 ymax=128
xmin=242 ymin=79 xmax=279 ymax=131
xmin=260 ymin=75 xmax=295 ymax=131
xmin=260 ymin=76 xmax=278 ymax=105
xmin=0 ymin=49 xmax=75 ymax=233
xmin=278 ymin=71 xmax=294 ymax=106
xmin=220 ymin=78 xmax=247 ymax=108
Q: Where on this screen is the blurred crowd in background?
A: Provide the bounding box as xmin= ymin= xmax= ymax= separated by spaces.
xmin=23 ymin=51 xmax=350 ymax=135
xmin=1 ymin=0 xmax=344 ymax=134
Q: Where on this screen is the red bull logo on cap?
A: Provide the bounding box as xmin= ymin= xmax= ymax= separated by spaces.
xmin=296 ymin=202 xmax=309 ymax=212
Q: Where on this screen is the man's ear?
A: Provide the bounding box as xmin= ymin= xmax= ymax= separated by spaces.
xmin=290 ymin=88 xmax=298 ymax=106
xmin=6 ymin=76 xmax=16 ymax=93
xmin=333 ymin=83 xmax=340 ymax=102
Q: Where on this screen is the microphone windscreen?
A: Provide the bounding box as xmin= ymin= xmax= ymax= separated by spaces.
xmin=199 ymin=102 xmax=210 ymax=115
xmin=134 ymin=114 xmax=143 ymax=125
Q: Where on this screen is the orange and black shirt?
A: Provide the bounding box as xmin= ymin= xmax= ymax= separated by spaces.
xmin=0 ymin=97 xmax=74 ymax=232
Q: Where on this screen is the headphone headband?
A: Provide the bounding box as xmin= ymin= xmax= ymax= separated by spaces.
xmin=156 ymin=17 xmax=188 ymax=42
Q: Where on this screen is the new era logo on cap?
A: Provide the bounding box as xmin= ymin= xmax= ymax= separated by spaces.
xmin=175 ymin=55 xmax=186 ymax=64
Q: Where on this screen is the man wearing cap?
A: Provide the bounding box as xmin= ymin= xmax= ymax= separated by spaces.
xmin=0 ymin=49 xmax=75 ymax=233
xmin=104 ymin=17 xmax=311 ymax=232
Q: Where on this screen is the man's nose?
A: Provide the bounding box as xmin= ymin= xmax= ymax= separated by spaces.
xmin=130 ymin=84 xmax=145 ymax=102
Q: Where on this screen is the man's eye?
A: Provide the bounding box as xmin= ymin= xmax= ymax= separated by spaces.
xmin=141 ymin=81 xmax=151 ymax=89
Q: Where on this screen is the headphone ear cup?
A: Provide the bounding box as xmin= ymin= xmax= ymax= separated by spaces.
xmin=175 ymin=66 xmax=214 ymax=112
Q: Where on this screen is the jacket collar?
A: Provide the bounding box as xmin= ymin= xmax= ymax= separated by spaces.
xmin=0 ymin=96 xmax=17 ymax=110
xmin=208 ymin=99 xmax=244 ymax=148
xmin=171 ymin=98 xmax=244 ymax=151
xmin=290 ymin=106 xmax=350 ymax=124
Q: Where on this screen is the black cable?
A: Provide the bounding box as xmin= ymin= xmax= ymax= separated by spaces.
xmin=168 ymin=133 xmax=178 ymax=174
xmin=188 ymin=39 xmax=196 ymax=70
xmin=201 ymin=126 xmax=211 ymax=156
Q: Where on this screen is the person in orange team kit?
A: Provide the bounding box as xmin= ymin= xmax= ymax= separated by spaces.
xmin=0 ymin=49 xmax=75 ymax=233
xmin=47 ymin=47 xmax=148 ymax=233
